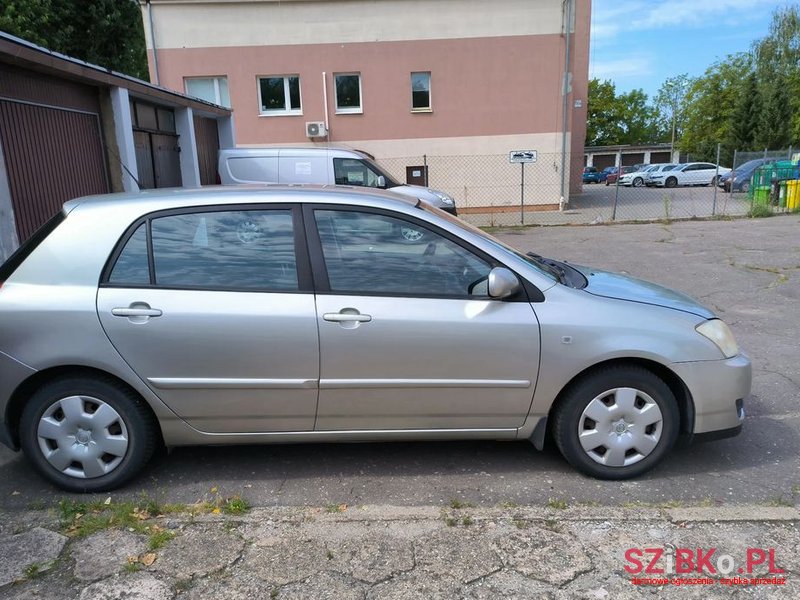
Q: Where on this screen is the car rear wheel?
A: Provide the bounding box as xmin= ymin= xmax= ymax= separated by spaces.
xmin=665 ymin=177 xmax=678 ymax=188
xmin=20 ymin=376 xmax=157 ymax=492
xmin=552 ymin=366 xmax=679 ymax=480
xmin=632 ymin=177 xmax=644 ymax=187
xmin=710 ymin=176 xmax=719 ymax=186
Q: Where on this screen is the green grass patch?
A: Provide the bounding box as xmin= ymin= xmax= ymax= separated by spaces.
xmin=448 ymin=499 xmax=475 ymax=510
xmin=546 ymin=498 xmax=568 ymax=510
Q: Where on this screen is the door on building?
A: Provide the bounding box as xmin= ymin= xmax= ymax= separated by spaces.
xmin=130 ymin=100 xmax=181 ymax=189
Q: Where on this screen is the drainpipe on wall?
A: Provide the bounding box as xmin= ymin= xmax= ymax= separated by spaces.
xmin=559 ymin=0 xmax=573 ymax=202
xmin=146 ymin=0 xmax=160 ymax=85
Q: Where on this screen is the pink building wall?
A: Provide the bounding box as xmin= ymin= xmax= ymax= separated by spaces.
xmin=155 ymin=34 xmax=569 ymax=146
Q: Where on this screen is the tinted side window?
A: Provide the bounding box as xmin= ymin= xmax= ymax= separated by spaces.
xmin=314 ymin=210 xmax=491 ymax=297
xmin=109 ymin=223 xmax=149 ymax=285
xmin=151 ymin=209 xmax=298 ymax=291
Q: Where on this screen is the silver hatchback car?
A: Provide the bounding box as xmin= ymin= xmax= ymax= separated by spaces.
xmin=0 ymin=187 xmax=750 ymax=492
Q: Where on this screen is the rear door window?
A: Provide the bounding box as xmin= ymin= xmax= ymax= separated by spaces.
xmin=105 ymin=208 xmax=301 ymax=292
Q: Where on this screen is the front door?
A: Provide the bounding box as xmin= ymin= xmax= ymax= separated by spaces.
xmin=307 ymin=207 xmax=540 ymax=432
xmin=97 ymin=206 xmax=319 ymax=433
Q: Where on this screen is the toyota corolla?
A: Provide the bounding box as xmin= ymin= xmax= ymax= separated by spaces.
xmin=0 ymin=186 xmax=749 ymax=491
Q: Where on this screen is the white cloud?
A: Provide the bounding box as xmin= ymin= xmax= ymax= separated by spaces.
xmin=590 ymin=57 xmax=653 ymax=81
xmin=592 ymin=0 xmax=782 ymax=42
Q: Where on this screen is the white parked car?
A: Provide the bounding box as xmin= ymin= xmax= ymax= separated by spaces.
xmin=643 ymin=164 xmax=678 ymax=186
xmin=617 ymin=166 xmax=653 ymax=187
xmin=619 ymin=164 xmax=677 ymax=187
xmin=649 ymin=163 xmax=731 ymax=188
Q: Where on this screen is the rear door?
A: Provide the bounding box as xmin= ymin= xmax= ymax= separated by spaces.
xmin=307 ymin=206 xmax=540 ymax=432
xmin=97 ymin=205 xmax=320 ymax=433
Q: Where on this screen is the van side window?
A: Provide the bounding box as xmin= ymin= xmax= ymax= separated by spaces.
xmin=333 ymin=158 xmax=382 ymax=187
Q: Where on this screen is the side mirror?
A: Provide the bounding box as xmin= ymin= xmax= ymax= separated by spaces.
xmin=376 ymin=175 xmax=386 ymax=188
xmin=488 ymin=267 xmax=521 ymax=299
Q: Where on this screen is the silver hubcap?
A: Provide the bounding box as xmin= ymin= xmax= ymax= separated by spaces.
xmin=37 ymin=395 xmax=129 ymax=479
xmin=400 ymin=226 xmax=423 ymax=242
xmin=578 ymin=387 xmax=663 ymax=467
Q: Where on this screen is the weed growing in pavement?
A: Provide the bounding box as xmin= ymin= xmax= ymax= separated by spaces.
xmin=546 ymin=498 xmax=568 ymax=510
xmin=444 ymin=517 xmax=458 ymax=527
xmin=22 ymin=563 xmax=42 ymax=580
xmin=449 ymin=499 xmax=475 ymax=510
xmin=747 ymin=203 xmax=773 ymax=218
xmin=461 ymin=516 xmax=474 ymax=527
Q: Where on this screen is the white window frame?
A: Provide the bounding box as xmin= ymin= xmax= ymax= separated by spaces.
xmin=184 ymin=76 xmax=230 ymax=108
xmin=257 ymin=75 xmax=303 ymax=117
xmin=410 ymin=71 xmax=432 ymax=113
xmin=334 ymin=72 xmax=363 ymax=114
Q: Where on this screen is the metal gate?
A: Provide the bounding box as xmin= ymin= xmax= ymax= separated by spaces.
xmin=0 ymin=99 xmax=109 ymax=241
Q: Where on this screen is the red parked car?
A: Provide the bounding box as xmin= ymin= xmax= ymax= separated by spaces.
xmin=605 ymin=166 xmax=637 ymax=186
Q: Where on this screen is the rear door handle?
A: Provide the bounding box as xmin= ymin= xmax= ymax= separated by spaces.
xmin=111 ymin=303 xmax=162 ymax=325
xmin=111 ymin=306 xmax=163 ymax=318
xmin=323 ymin=312 xmax=371 ymax=323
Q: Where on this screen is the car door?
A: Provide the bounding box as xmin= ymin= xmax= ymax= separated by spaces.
xmin=97 ymin=205 xmax=320 ymax=433
xmin=306 ymin=206 xmax=540 ymax=432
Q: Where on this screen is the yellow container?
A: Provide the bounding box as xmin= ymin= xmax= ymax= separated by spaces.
xmin=788 ymin=180 xmax=800 ymax=210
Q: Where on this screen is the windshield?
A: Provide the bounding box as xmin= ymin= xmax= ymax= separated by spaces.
xmin=417 ymin=203 xmax=558 ymax=282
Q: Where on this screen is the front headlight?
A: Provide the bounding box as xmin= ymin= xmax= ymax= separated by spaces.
xmin=696 ymin=319 xmax=739 ymax=358
xmin=432 ymin=191 xmax=455 ymax=205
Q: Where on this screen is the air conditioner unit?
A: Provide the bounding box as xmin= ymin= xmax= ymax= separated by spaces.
xmin=305 ymin=121 xmax=327 ymax=138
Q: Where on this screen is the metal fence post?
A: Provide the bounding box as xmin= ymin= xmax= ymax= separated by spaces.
xmin=612 ymin=167 xmax=620 ymax=221
xmin=423 ymin=154 xmax=428 ymax=187
xmin=712 ymin=143 xmax=720 ymax=216
xmin=520 ymin=162 xmax=525 ymax=225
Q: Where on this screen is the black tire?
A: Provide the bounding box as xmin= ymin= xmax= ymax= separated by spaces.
xmin=552 ymin=366 xmax=679 ymax=480
xmin=20 ymin=376 xmax=157 ymax=492
xmin=665 ymin=176 xmax=678 ymax=188
xmin=741 ymin=181 xmax=750 ymax=194
xmin=710 ymin=176 xmax=718 ymax=187
xmin=632 ymin=177 xmax=644 ymax=187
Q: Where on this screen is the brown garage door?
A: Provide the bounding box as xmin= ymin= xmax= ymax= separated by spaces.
xmin=0 ymin=100 xmax=109 ymax=241
xmin=592 ymin=154 xmax=616 ymax=170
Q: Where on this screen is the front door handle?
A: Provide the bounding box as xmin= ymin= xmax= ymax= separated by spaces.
xmin=323 ymin=312 xmax=372 ymax=323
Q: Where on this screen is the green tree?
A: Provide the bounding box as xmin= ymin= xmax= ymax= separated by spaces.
xmin=654 ymin=74 xmax=691 ymax=154
xmin=586 ymin=78 xmax=660 ymax=146
xmin=757 ymin=73 xmax=793 ymax=150
xmin=727 ymin=71 xmax=761 ymax=152
xmin=0 ymin=0 xmax=148 ymax=80
xmin=680 ymin=55 xmax=750 ymax=164
xmin=753 ymin=5 xmax=800 ymax=147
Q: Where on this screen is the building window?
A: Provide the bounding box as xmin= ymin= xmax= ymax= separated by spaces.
xmin=257 ymin=76 xmax=302 ymax=116
xmin=334 ymin=73 xmax=362 ymax=114
xmin=184 ymin=77 xmax=230 ymax=108
xmin=411 ymin=72 xmax=431 ymax=111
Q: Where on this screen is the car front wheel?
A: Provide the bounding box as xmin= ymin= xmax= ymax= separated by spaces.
xmin=632 ymin=177 xmax=644 ymax=187
xmin=665 ymin=177 xmax=678 ymax=188
xmin=20 ymin=376 xmax=157 ymax=492
xmin=552 ymin=366 xmax=679 ymax=480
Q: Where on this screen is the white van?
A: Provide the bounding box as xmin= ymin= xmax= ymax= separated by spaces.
xmin=218 ymin=147 xmax=457 ymax=214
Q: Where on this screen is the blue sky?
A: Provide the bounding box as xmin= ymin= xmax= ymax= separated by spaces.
xmin=589 ymin=0 xmax=797 ymax=100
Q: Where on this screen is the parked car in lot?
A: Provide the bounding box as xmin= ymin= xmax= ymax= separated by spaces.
xmin=644 ymin=164 xmax=677 ymax=186
xmin=650 ymin=162 xmax=731 ymax=188
xmin=582 ymin=166 xmax=605 ymax=184
xmin=0 ymin=186 xmax=749 ymax=491
xmin=605 ymin=165 xmax=636 ymax=185
xmin=719 ymin=158 xmax=772 ymax=193
xmin=618 ymin=165 xmax=661 ymax=187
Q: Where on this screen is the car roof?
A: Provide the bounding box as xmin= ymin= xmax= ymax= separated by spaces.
xmin=63 ymin=184 xmax=419 ymax=214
